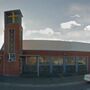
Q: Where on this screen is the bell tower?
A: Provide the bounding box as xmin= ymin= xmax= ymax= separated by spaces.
xmin=3 ymin=9 xmax=23 ymax=76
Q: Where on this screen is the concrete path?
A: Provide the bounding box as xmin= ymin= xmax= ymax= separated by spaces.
xmin=0 ymin=75 xmax=85 ymax=87
xmin=0 ymin=81 xmax=84 ymax=87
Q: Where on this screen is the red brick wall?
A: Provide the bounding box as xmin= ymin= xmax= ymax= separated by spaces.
xmin=0 ymin=58 xmax=3 ymax=75
xmin=23 ymin=50 xmax=90 ymax=56
xmin=3 ymin=24 xmax=22 ymax=76
xmin=0 ymin=51 xmax=4 ymax=75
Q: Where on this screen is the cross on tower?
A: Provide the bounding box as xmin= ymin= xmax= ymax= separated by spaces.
xmin=8 ymin=12 xmax=18 ymax=23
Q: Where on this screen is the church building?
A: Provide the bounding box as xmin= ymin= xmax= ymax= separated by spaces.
xmin=0 ymin=9 xmax=90 ymax=77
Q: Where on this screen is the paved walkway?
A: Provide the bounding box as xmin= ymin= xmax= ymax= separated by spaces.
xmin=0 ymin=75 xmax=84 ymax=87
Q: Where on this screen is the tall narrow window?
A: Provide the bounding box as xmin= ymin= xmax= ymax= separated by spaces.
xmin=8 ymin=29 xmax=15 ymax=53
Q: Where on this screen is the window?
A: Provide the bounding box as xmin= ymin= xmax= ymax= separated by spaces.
xmin=52 ymin=56 xmax=63 ymax=65
xmin=76 ymin=56 xmax=87 ymax=65
xmin=16 ymin=16 xmax=22 ymax=24
xmin=65 ymin=56 xmax=75 ymax=65
xmin=39 ymin=56 xmax=49 ymax=64
xmin=6 ymin=12 xmax=22 ymax=24
xmin=8 ymin=29 xmax=15 ymax=53
xmin=76 ymin=56 xmax=88 ymax=74
xmin=26 ymin=56 xmax=37 ymax=65
xmin=8 ymin=53 xmax=16 ymax=62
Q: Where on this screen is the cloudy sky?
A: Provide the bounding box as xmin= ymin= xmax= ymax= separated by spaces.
xmin=0 ymin=0 xmax=90 ymax=47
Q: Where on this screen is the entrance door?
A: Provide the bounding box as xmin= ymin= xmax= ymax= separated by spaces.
xmin=22 ymin=56 xmax=37 ymax=77
xmin=76 ymin=56 xmax=88 ymax=74
xmin=39 ymin=56 xmax=51 ymax=77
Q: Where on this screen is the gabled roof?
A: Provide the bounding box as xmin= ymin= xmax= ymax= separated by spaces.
xmin=23 ymin=40 xmax=90 ymax=52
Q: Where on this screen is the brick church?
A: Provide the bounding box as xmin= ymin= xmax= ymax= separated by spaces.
xmin=0 ymin=9 xmax=90 ymax=77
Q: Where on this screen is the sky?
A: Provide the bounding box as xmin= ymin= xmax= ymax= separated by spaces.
xmin=0 ymin=0 xmax=90 ymax=47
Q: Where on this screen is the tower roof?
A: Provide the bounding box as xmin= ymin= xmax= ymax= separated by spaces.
xmin=4 ymin=9 xmax=23 ymax=17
